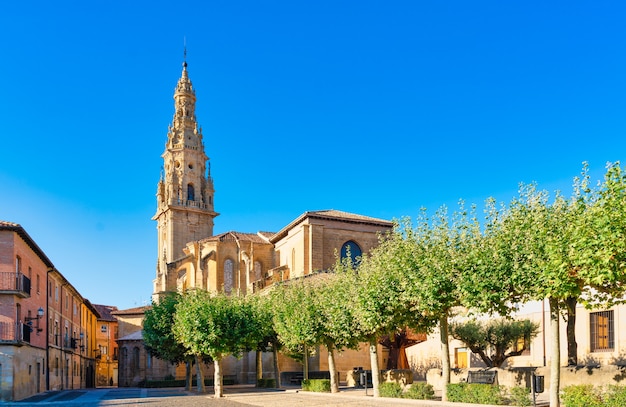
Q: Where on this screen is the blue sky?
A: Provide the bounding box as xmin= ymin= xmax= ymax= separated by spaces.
xmin=1 ymin=1 xmax=625 ymax=310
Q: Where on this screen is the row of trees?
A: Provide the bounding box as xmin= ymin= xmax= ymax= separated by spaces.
xmin=144 ymin=162 xmax=626 ymax=407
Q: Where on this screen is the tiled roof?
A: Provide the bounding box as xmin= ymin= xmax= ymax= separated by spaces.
xmin=117 ymin=330 xmax=143 ymax=341
xmin=112 ymin=305 xmax=151 ymax=316
xmin=271 ymin=209 xmax=393 ymax=242
xmin=93 ymin=304 xmax=119 ymax=322
xmin=202 ymin=231 xmax=271 ymax=244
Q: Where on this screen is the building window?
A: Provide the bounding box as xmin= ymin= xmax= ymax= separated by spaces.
xmin=37 ymin=275 xmax=40 ymax=295
xmin=187 ymin=184 xmax=195 ymax=201
xmin=101 ymin=325 xmax=107 ymax=333
xmin=132 ymin=347 xmax=140 ymax=370
xmin=15 ymin=256 xmax=21 ymax=274
xmin=340 ymin=240 xmax=362 ymax=266
xmin=55 ymin=285 xmax=59 ymax=303
xmin=590 ymin=310 xmax=614 ymax=352
xmin=224 ymin=259 xmax=233 ymax=294
xmin=515 ymin=334 xmax=531 ymax=355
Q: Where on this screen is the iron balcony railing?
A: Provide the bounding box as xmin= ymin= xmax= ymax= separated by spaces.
xmin=0 ymin=321 xmax=31 ymax=344
xmin=0 ymin=272 xmax=31 ymax=297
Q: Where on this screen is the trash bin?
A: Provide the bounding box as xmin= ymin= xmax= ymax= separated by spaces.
xmin=533 ymin=374 xmax=544 ymax=394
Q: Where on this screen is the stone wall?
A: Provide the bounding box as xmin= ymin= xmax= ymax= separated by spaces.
xmin=427 ymin=365 xmax=626 ymax=392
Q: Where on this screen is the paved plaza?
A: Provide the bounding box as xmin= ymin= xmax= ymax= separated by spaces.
xmin=8 ymin=385 xmax=549 ymax=407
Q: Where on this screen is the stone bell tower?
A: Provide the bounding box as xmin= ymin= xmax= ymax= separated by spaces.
xmin=152 ymin=59 xmax=218 ymax=300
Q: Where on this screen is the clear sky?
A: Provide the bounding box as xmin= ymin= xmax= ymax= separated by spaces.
xmin=1 ymin=1 xmax=625 ymax=310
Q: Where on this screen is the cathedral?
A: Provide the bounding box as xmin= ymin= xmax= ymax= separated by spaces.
xmin=118 ymin=58 xmax=393 ymax=386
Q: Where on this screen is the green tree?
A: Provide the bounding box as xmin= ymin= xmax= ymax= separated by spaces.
xmin=173 ymin=290 xmax=264 ymax=398
xmin=142 ymin=293 xmax=194 ymax=390
xmin=315 ymin=265 xmax=364 ymax=393
xmin=450 ymin=318 xmax=539 ymax=368
xmin=398 ymin=205 xmax=507 ymax=401
xmin=247 ymin=294 xmax=282 ymax=387
xmin=491 ymin=163 xmax=626 ymax=407
xmin=270 ymin=279 xmax=321 ymax=382
xmin=351 ymin=226 xmax=435 ymax=398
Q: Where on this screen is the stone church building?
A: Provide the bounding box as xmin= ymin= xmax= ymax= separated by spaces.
xmin=116 ymin=59 xmax=393 ymax=386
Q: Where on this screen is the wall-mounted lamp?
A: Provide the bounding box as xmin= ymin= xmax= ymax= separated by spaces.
xmin=72 ymin=332 xmax=85 ymax=351
xmin=25 ymin=307 xmax=44 ymax=332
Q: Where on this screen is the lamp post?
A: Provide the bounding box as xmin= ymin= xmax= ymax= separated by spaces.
xmin=25 ymin=307 xmax=45 ymax=333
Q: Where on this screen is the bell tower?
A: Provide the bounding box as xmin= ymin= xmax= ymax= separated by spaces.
xmin=152 ymin=58 xmax=218 ymax=299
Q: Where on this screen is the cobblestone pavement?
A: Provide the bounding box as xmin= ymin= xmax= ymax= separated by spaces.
xmin=10 ymin=385 xmax=548 ymax=407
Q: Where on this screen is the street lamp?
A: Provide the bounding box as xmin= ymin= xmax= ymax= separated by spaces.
xmin=25 ymin=307 xmax=44 ymax=332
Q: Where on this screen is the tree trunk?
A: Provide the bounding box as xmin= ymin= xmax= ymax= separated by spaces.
xmin=256 ymin=350 xmax=263 ymax=384
xmin=272 ymin=343 xmax=281 ymax=388
xmin=195 ymin=355 xmax=205 ymax=393
xmin=185 ymin=361 xmax=192 ymax=391
xmin=214 ymin=358 xmax=223 ymax=398
xmin=303 ymin=344 xmax=309 ymax=381
xmin=327 ymin=344 xmax=339 ymax=393
xmin=549 ymin=298 xmax=561 ymax=407
xmin=566 ymin=296 xmax=578 ymax=366
xmin=369 ymin=339 xmax=381 ymax=397
xmin=439 ymin=315 xmax=451 ymax=402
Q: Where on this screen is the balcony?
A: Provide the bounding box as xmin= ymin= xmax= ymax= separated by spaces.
xmin=0 ymin=321 xmax=31 ymax=345
xmin=0 ymin=272 xmax=31 ymax=297
xmin=252 ymin=265 xmax=290 ymax=293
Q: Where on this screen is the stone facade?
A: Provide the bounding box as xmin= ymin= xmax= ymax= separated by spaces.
xmin=119 ymin=61 xmax=395 ymax=386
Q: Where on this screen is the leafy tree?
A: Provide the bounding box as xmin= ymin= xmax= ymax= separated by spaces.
xmin=490 ymin=163 xmax=626 ymax=407
xmin=398 ymin=205 xmax=510 ymax=401
xmin=315 ymin=266 xmax=364 ymax=393
xmin=142 ymin=293 xmax=194 ymax=390
xmin=351 ymin=226 xmax=435 ymax=398
xmin=270 ymin=279 xmax=321 ymax=382
xmin=247 ymin=294 xmax=282 ymax=387
xmin=173 ymin=290 xmax=264 ymax=398
xmin=450 ymin=318 xmax=539 ymax=368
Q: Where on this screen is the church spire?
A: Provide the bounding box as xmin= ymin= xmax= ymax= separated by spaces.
xmin=153 ymin=56 xmax=219 ymax=301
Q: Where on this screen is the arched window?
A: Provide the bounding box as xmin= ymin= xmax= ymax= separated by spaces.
xmin=341 ymin=240 xmax=362 ymax=266
xmin=132 ymin=347 xmax=140 ymax=371
xmin=254 ymin=261 xmax=262 ymax=281
xmin=187 ymin=184 xmax=195 ymax=201
xmin=224 ymin=259 xmax=233 ymax=294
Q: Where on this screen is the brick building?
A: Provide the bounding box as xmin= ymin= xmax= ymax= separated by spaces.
xmin=0 ymin=222 xmax=99 ymax=400
xmin=93 ymin=304 xmax=119 ymax=386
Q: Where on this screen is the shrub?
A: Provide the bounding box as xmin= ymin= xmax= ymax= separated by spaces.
xmin=378 ymin=382 xmax=403 ymax=398
xmin=561 ymin=385 xmax=602 ymax=407
xmin=404 ymin=382 xmax=434 ymax=399
xmin=509 ymin=386 xmax=532 ymax=407
xmin=605 ymin=385 xmax=626 ymax=407
xmin=447 ymin=383 xmax=505 ymax=405
xmin=301 ymin=379 xmax=330 ymax=392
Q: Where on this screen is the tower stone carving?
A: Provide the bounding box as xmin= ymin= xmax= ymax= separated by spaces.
xmin=152 ymin=60 xmax=218 ymax=300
